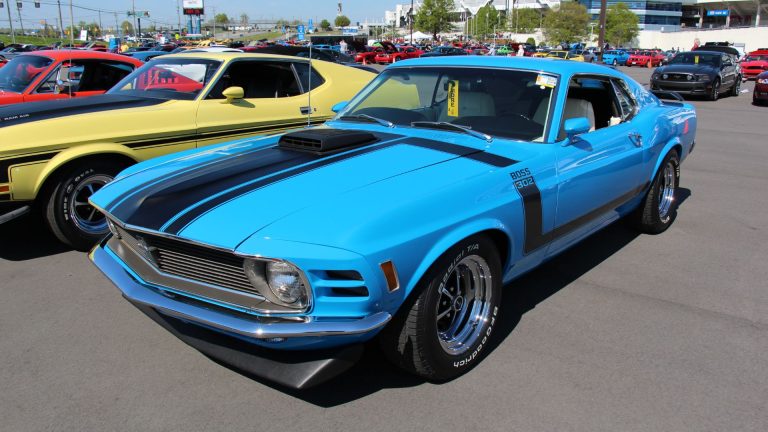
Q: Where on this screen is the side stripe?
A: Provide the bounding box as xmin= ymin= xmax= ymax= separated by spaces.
xmin=513 ymin=175 xmax=648 ymax=254
xmin=0 ymin=152 xmax=60 ymax=183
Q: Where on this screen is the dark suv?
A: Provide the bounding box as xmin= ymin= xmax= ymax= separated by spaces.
xmin=650 ymin=50 xmax=741 ymax=100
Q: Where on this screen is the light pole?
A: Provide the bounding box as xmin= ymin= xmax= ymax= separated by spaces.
xmin=409 ymin=0 xmax=413 ymax=44
xmin=597 ymin=0 xmax=607 ymax=61
xmin=69 ymin=0 xmax=74 ymax=46
xmin=4 ymin=1 xmax=15 ymax=44
xmin=57 ymin=0 xmax=64 ymax=39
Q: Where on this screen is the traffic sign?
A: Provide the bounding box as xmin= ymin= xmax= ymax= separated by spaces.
xmin=297 ymin=24 xmax=305 ymax=41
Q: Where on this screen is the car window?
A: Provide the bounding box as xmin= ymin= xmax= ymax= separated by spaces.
xmin=338 ymin=67 xmax=556 ymax=142
xmin=560 ymin=76 xmax=623 ymax=139
xmin=611 ymin=79 xmax=637 ymax=121
xmin=0 ymin=55 xmax=53 ymax=93
xmin=206 ymin=61 xmax=302 ymax=100
xmin=110 ymin=58 xmax=219 ymax=100
xmin=293 ymin=63 xmax=325 ymax=92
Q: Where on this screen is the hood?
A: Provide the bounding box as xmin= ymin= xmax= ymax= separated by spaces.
xmin=657 ymin=63 xmax=717 ymax=74
xmin=95 ymin=129 xmax=516 ymax=250
xmin=0 ymin=94 xmax=166 ymax=129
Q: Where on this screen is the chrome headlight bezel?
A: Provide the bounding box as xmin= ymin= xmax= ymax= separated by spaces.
xmin=242 ymin=257 xmax=312 ymax=311
xmin=696 ymin=74 xmax=710 ymax=82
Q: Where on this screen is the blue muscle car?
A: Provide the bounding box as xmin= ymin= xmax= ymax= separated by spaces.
xmin=89 ymin=57 xmax=697 ymax=389
xmin=602 ymin=49 xmax=630 ymax=66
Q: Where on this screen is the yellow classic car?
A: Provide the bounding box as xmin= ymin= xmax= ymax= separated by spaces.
xmin=0 ymin=52 xmax=375 ymax=249
xmin=546 ymin=50 xmax=586 ymax=62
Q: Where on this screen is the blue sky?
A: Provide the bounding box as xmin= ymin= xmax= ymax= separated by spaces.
xmin=7 ymin=1 xmax=396 ymax=29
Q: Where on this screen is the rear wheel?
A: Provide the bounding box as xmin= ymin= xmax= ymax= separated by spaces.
xmin=633 ymin=151 xmax=680 ymax=234
xmin=380 ymin=234 xmax=502 ymax=381
xmin=44 ymin=159 xmax=127 ymax=251
xmin=730 ymin=76 xmax=741 ymax=96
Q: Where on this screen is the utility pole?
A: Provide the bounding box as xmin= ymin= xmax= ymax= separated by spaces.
xmin=57 ymin=0 xmax=64 ymax=39
xmin=409 ymin=0 xmax=413 ymax=44
xmin=16 ymin=1 xmax=25 ymax=37
xmin=177 ymin=0 xmax=181 ymax=34
xmin=69 ymin=0 xmax=74 ymax=46
xmin=131 ymin=0 xmax=137 ymax=37
xmin=5 ymin=2 xmax=15 ymax=44
xmin=597 ymin=0 xmax=607 ymax=62
xmin=98 ymin=10 xmax=102 ymax=37
xmin=114 ymin=12 xmax=119 ymax=38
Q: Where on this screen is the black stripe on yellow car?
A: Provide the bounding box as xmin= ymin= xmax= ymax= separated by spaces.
xmin=0 ymin=151 xmax=61 ymax=183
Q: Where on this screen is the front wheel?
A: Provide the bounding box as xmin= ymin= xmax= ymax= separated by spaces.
xmin=709 ymin=78 xmax=720 ymax=101
xmin=380 ymin=234 xmax=502 ymax=381
xmin=633 ymin=151 xmax=680 ymax=234
xmin=44 ymin=159 xmax=127 ymax=251
xmin=613 ymin=59 xmax=618 ymax=66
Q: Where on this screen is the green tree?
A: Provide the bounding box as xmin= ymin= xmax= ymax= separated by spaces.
xmin=415 ymin=0 xmax=454 ymax=40
xmin=526 ymin=37 xmax=536 ymax=46
xmin=543 ymin=2 xmax=590 ymax=45
xmin=605 ymin=3 xmax=639 ymax=47
xmin=335 ymin=15 xmax=351 ymax=27
xmin=512 ymin=8 xmax=544 ymax=34
xmin=214 ymin=13 xmax=230 ymax=25
xmin=473 ymin=4 xmax=500 ymax=38
xmin=320 ymin=19 xmax=331 ymax=30
xmin=120 ymin=20 xmax=133 ymax=36
xmin=240 ymin=13 xmax=249 ymax=25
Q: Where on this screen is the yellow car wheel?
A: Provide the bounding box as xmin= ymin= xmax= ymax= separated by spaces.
xmin=44 ymin=159 xmax=128 ymax=251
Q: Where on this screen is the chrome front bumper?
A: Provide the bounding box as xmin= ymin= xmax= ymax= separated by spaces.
xmin=90 ymin=244 xmax=392 ymax=341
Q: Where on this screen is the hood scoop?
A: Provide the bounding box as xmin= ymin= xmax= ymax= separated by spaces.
xmin=279 ymin=129 xmax=378 ymax=155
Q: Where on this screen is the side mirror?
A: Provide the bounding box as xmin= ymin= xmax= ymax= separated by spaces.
xmin=221 ymin=86 xmax=244 ymax=103
xmin=562 ymin=117 xmax=591 ymax=144
xmin=331 ymin=101 xmax=349 ymax=113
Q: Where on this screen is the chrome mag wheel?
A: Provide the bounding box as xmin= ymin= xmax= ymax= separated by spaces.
xmin=658 ymin=161 xmax=676 ymax=221
xmin=435 ymin=255 xmax=494 ymax=355
xmin=68 ymin=174 xmax=112 ymax=234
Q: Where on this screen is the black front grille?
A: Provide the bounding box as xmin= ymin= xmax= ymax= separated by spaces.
xmin=119 ymin=228 xmax=256 ymax=294
xmin=668 ymin=73 xmax=691 ymax=81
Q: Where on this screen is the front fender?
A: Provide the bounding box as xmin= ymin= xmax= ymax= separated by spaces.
xmin=33 ymin=143 xmax=138 ymax=197
xmin=402 ymin=218 xmax=513 ymax=298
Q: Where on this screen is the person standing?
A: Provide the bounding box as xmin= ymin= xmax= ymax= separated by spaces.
xmin=517 ymin=44 xmax=525 ymax=57
xmin=339 ymin=39 xmax=348 ymax=54
xmin=692 ymin=38 xmax=700 ymax=50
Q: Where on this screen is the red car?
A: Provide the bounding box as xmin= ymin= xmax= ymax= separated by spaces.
xmin=741 ymin=49 xmax=768 ymax=79
xmin=627 ymin=50 xmax=664 ymax=67
xmin=753 ymin=71 xmax=768 ymax=105
xmin=0 ymin=50 xmax=142 ymax=106
xmin=374 ymin=42 xmax=423 ymax=64
xmin=354 ymin=46 xmax=382 ymax=64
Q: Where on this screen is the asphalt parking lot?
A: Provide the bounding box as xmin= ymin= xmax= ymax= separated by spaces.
xmin=1 ymin=65 xmax=766 ymax=432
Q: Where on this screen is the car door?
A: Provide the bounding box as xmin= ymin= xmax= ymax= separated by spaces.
xmin=27 ymin=59 xmax=136 ymax=102
xmin=548 ymin=75 xmax=645 ymax=256
xmin=195 ymin=59 xmax=322 ymax=148
xmin=720 ymin=54 xmax=737 ymax=88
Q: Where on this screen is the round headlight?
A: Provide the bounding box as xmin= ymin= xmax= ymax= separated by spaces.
xmin=662 ymin=74 xmax=669 ymax=79
xmin=266 ymin=261 xmax=307 ymax=306
xmin=687 ymin=75 xmax=693 ymax=81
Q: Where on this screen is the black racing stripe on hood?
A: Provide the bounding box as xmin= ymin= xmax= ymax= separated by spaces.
xmin=162 ymin=138 xmax=408 ymax=235
xmin=162 ymin=137 xmax=518 ymax=235
xmin=0 ymin=94 xmax=166 ymax=128
xmin=114 ymin=148 xmax=318 ymax=229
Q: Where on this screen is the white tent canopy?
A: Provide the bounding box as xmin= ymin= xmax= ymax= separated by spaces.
xmin=408 ymin=30 xmax=433 ymax=40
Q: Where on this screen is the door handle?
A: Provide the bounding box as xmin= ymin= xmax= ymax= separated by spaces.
xmin=629 ymin=132 xmax=642 ymax=147
xmin=300 ymin=106 xmax=314 ymax=115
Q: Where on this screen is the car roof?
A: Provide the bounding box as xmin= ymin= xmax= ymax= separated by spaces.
xmin=21 ymin=49 xmax=140 ymax=62
xmin=390 ymin=56 xmax=626 ymax=79
xmin=156 ymin=52 xmax=315 ymax=62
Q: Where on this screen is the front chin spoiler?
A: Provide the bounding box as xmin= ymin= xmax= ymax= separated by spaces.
xmin=137 ymin=304 xmax=365 ymax=389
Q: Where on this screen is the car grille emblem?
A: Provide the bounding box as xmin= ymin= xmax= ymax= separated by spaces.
xmin=134 ymin=236 xmax=160 ymax=267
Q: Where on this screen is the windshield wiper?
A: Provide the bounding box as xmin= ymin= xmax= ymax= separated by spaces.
xmin=339 ymin=114 xmax=394 ymax=128
xmin=410 ymin=121 xmax=493 ymax=143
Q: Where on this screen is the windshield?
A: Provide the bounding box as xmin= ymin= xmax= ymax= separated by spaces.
xmin=669 ymin=52 xmax=721 ymax=66
xmin=107 ymin=58 xmax=221 ymax=100
xmin=335 ymin=67 xmax=556 ymax=142
xmin=0 ymin=55 xmax=53 ymax=93
xmin=746 ymin=55 xmax=768 ymax=62
xmin=549 ymin=51 xmax=567 ymax=58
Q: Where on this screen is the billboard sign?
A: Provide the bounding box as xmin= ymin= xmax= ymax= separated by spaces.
xmin=706 ymin=10 xmax=729 ymax=17
xmin=341 ymin=26 xmax=358 ymax=36
xmin=297 ymin=25 xmax=305 ymax=41
xmin=183 ymin=0 xmax=204 ymax=15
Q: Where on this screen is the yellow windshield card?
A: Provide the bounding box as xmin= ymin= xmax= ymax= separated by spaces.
xmin=536 ymin=74 xmax=557 ymax=88
xmin=694 ymin=55 xmax=699 ymax=64
xmin=447 ymin=80 xmax=459 ymax=117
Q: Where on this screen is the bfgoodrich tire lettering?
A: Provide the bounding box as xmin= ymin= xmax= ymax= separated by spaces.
xmin=44 ymin=160 xmax=126 ymax=251
xmin=634 ymin=150 xmax=680 ymax=234
xmin=380 ymin=234 xmax=502 ymax=381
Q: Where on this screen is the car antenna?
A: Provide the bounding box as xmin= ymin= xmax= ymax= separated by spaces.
xmin=306 ymin=40 xmax=313 ymax=127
